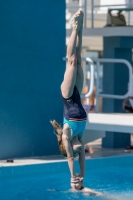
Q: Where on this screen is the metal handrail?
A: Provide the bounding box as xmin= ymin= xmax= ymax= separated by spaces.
xmin=93 ymin=4 xmax=133 ymax=8
xmin=92 ymin=58 xmax=132 ymax=98
xmin=83 ymin=58 xmax=132 ymax=112
xmin=63 ymin=57 xmax=95 ymax=98
xmin=81 ymin=57 xmax=94 ymax=98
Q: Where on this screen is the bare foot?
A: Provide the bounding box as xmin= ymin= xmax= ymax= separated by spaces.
xmin=70 ymin=10 xmax=83 ymax=32
xmin=79 ymin=10 xmax=84 ymax=31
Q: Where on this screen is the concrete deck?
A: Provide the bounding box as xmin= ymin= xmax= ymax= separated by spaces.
xmin=0 ymin=138 xmax=133 ymax=167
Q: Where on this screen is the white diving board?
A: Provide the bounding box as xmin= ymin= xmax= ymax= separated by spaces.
xmin=83 ymin=113 xmax=133 ymax=144
xmin=86 ymin=113 xmax=133 ymax=133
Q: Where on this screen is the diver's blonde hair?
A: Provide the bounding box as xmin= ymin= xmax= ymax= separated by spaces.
xmin=50 ymin=120 xmax=67 ymax=157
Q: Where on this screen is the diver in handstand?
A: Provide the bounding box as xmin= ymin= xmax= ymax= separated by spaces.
xmin=50 ymin=10 xmax=100 ymax=195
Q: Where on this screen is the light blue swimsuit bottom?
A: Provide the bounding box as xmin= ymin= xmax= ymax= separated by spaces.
xmin=63 ymin=118 xmax=86 ymax=139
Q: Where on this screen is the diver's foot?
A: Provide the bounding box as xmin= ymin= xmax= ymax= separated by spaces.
xmin=70 ymin=10 xmax=83 ymax=32
xmin=79 ymin=11 xmax=84 ymax=32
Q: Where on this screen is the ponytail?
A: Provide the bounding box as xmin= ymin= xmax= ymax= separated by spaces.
xmin=50 ymin=120 xmax=67 ymax=157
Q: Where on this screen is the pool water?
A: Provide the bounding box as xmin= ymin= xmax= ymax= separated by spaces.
xmin=0 ymin=156 xmax=133 ymax=200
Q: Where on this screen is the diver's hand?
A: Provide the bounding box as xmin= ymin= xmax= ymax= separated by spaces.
xmin=71 ymin=176 xmax=81 ymax=184
xmin=76 ymin=174 xmax=84 ymax=181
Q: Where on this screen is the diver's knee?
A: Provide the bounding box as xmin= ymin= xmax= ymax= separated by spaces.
xmin=68 ymin=55 xmax=77 ymax=66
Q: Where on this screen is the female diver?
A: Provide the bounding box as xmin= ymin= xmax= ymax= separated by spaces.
xmin=51 ymin=10 xmax=87 ymax=190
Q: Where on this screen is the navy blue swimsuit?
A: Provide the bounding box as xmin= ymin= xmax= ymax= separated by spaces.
xmin=61 ymin=86 xmax=87 ymax=121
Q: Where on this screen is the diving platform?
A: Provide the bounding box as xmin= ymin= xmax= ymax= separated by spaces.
xmin=67 ymin=27 xmax=133 ymax=37
xmin=86 ymin=113 xmax=133 ymax=133
xmin=83 ymin=113 xmax=133 ymax=144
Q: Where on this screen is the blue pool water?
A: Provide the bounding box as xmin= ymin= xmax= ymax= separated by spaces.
xmin=0 ymin=155 xmax=133 ymax=200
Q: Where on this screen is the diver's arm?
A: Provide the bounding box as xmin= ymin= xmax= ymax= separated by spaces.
xmin=78 ymin=138 xmax=85 ymax=177
xmin=62 ymin=134 xmax=76 ymax=177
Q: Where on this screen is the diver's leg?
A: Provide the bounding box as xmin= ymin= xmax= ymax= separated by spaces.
xmin=75 ymin=11 xmax=84 ymax=94
xmin=61 ymin=11 xmax=82 ymax=98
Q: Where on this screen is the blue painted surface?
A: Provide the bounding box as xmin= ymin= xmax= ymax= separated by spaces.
xmin=102 ymin=36 xmax=133 ymax=148
xmin=0 ymin=155 xmax=133 ymax=200
xmin=0 ymin=1 xmax=66 ymax=158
